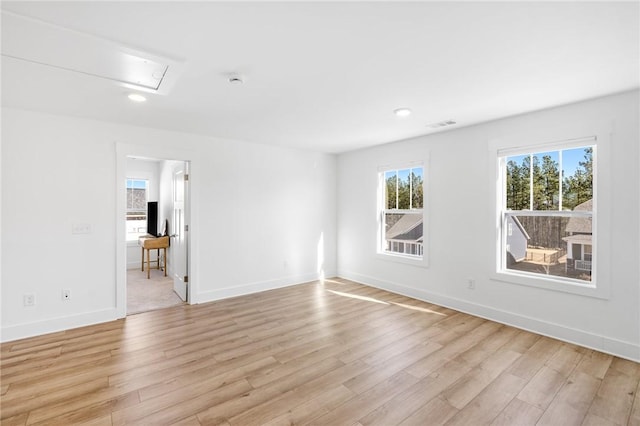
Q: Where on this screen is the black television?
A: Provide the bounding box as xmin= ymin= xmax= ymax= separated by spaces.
xmin=147 ymin=201 xmax=158 ymax=237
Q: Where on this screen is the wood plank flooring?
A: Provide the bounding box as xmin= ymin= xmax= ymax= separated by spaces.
xmin=2 ymin=278 xmax=639 ymax=425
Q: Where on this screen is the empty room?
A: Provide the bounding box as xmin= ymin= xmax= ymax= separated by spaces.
xmin=1 ymin=2 xmax=639 ymax=425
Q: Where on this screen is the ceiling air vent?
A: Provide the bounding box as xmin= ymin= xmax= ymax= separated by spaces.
xmin=427 ymin=120 xmax=457 ymax=129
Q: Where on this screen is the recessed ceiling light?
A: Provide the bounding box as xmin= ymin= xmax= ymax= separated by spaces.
xmin=128 ymin=93 xmax=147 ymax=102
xmin=394 ymin=108 xmax=412 ymax=117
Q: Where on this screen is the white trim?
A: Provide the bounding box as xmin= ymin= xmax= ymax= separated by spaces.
xmin=489 ymin=270 xmax=600 ymax=298
xmin=375 ymin=251 xmax=427 ymax=267
xmin=496 ymin=135 xmax=597 ymax=157
xmin=197 ymin=271 xmax=333 ymax=304
xmin=337 ymin=270 xmax=640 ymax=363
xmin=0 ymin=271 xmax=330 ymax=342
xmin=377 ymin=160 xmax=424 ymax=172
xmin=504 ymin=210 xmax=592 ymax=218
xmin=1 ymin=308 xmax=120 ymax=343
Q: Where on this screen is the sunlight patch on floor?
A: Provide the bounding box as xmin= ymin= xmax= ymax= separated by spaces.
xmin=390 ymin=302 xmax=447 ymax=316
xmin=326 ymin=289 xmax=389 ymax=305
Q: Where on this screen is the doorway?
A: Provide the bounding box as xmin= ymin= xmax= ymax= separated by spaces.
xmin=116 ymin=144 xmax=193 ymax=318
xmin=127 ymin=269 xmax=182 ymax=314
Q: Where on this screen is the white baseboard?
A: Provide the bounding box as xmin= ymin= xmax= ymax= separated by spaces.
xmin=338 ymin=270 xmax=640 ymax=363
xmin=196 ymin=271 xmax=333 ymax=305
xmin=1 ymin=308 xmax=121 ymax=343
xmin=1 ymin=271 xmax=334 ymax=343
xmin=7 ymin=270 xmax=634 ymax=362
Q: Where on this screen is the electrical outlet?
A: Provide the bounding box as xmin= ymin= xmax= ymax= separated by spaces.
xmin=24 ymin=294 xmax=35 ymax=306
xmin=62 ymin=289 xmax=71 ymax=301
xmin=467 ymin=279 xmax=476 ymax=290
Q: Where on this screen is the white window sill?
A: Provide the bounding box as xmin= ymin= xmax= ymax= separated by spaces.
xmin=490 ymin=270 xmax=608 ymax=300
xmin=376 ymin=252 xmax=429 ymax=268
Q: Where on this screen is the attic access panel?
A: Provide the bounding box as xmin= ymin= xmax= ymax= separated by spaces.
xmin=1 ymin=11 xmax=180 ymax=94
xmin=111 ymin=53 xmax=167 ymax=91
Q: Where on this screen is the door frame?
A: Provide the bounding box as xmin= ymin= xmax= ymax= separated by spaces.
xmin=171 ymin=160 xmax=189 ymax=302
xmin=115 ymin=143 xmax=198 ymax=318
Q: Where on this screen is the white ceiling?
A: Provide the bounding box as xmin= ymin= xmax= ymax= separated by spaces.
xmin=2 ymin=2 xmax=638 ymax=153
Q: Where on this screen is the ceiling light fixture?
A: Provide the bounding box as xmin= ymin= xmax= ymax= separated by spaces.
xmin=128 ymin=93 xmax=147 ymax=102
xmin=228 ymin=74 xmax=244 ymax=85
xmin=394 ymin=108 xmax=412 ymax=117
xmin=427 ymin=119 xmax=457 ymax=128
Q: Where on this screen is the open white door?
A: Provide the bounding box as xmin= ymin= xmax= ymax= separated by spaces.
xmin=171 ymin=162 xmax=189 ymax=301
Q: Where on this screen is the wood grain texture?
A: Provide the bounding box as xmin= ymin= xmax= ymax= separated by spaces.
xmin=490 ymin=398 xmax=544 ymax=426
xmin=1 ymin=278 xmax=638 ymax=425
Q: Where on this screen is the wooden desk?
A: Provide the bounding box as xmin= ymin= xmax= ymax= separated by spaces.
xmin=138 ymin=236 xmax=169 ymax=279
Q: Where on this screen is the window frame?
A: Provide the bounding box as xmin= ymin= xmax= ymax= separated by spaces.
xmin=126 ymin=178 xmax=149 ymax=241
xmin=490 ymin=134 xmax=610 ymax=299
xmin=377 ymin=161 xmax=429 ymax=267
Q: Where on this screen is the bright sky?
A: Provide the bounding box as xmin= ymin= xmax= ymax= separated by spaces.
xmin=385 ymin=167 xmax=423 ymax=182
xmin=126 ymin=179 xmax=147 ymax=189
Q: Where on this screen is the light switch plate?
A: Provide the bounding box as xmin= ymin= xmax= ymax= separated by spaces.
xmin=72 ymin=223 xmax=91 ymax=234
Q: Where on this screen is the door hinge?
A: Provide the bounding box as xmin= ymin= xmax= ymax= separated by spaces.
xmin=184 ymin=275 xmax=189 ymax=283
xmin=185 ymin=224 xmax=189 ymax=232
xmin=184 ymin=174 xmax=189 ymax=181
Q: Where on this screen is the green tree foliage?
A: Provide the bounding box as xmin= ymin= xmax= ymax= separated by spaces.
xmin=398 ymin=175 xmax=411 ymax=209
xmin=506 ymin=147 xmax=592 ymax=211
xmin=386 ymin=174 xmax=397 ymax=209
xmin=562 ymin=147 xmax=593 ymax=210
xmin=411 ymin=171 xmax=424 ymax=209
xmin=506 ymin=159 xmax=530 ymax=210
xmin=534 ymin=155 xmax=560 ymax=210
xmin=385 ymin=169 xmax=423 ymax=210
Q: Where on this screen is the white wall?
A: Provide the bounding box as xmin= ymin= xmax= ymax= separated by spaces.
xmin=1 ymin=108 xmax=337 ymax=341
xmin=157 ymin=159 xmax=181 ymax=276
xmin=158 ymin=160 xmax=179 ymax=239
xmin=337 ymin=90 xmax=640 ymax=361
xmin=3 ymin=92 xmax=637 ymax=362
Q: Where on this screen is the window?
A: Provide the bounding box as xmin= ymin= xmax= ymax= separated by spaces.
xmin=126 ymin=178 xmax=148 ymax=240
xmin=379 ymin=166 xmax=424 ymax=259
xmin=498 ymin=142 xmax=595 ymax=285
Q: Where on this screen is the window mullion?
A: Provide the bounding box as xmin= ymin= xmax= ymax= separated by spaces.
xmin=409 ymin=171 xmax=413 ymax=210
xmin=529 ymin=153 xmax=533 ymax=210
xmin=395 ymin=171 xmax=399 ymax=209
xmin=559 ymin=150 xmax=563 ymax=211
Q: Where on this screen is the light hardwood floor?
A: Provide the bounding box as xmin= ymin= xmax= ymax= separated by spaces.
xmin=2 ymin=278 xmax=639 ymax=425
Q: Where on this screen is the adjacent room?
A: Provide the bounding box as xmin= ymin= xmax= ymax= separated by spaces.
xmin=1 ymin=2 xmax=639 ymax=425
xmin=125 ymin=157 xmax=186 ymax=315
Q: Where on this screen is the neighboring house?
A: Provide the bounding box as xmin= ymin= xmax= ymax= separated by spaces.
xmin=386 ymin=214 xmax=423 ymax=256
xmin=562 ymin=199 xmax=593 ymax=274
xmin=506 ymin=216 xmax=530 ymax=265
